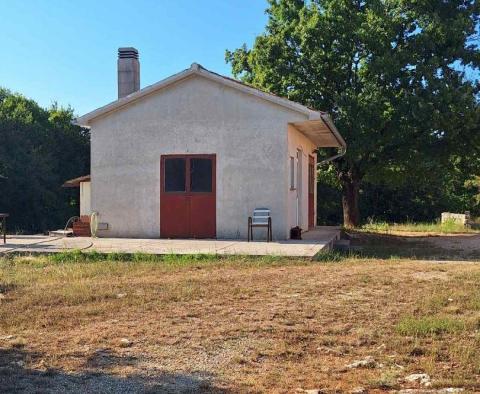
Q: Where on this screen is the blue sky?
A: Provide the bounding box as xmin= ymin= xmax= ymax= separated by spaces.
xmin=0 ymin=1 xmax=268 ymax=115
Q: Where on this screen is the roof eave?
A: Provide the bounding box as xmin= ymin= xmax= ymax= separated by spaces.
xmin=62 ymin=174 xmax=91 ymax=188
xmin=320 ymin=113 xmax=347 ymax=148
xmin=195 ymin=66 xmax=318 ymax=118
xmin=74 ymin=67 xmax=198 ymax=126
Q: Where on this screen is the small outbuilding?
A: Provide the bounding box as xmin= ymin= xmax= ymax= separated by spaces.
xmin=73 ymin=48 xmax=346 ymax=240
xmin=62 ymin=175 xmax=91 ymax=217
xmin=62 ymin=174 xmax=92 ymax=236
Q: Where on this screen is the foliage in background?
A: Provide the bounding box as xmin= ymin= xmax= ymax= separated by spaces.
xmin=316 ymin=164 xmax=343 ymax=225
xmin=227 ymin=0 xmax=480 ymax=227
xmin=0 ymin=88 xmax=90 ymax=233
xmin=317 ymin=163 xmax=480 ymax=225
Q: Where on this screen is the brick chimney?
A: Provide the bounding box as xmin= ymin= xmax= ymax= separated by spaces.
xmin=117 ymin=47 xmax=140 ymax=99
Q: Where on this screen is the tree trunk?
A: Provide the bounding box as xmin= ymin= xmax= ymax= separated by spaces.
xmin=341 ymin=175 xmax=360 ymax=228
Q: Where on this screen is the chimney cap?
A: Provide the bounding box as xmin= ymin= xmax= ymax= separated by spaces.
xmin=118 ymin=47 xmax=139 ymax=59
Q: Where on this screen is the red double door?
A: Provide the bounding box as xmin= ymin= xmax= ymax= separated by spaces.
xmin=160 ymin=154 xmax=216 ymax=238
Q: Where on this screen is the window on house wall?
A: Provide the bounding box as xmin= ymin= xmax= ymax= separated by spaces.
xmin=190 ymin=158 xmax=213 ymax=192
xmin=297 ymin=149 xmax=303 ymax=192
xmin=290 ymin=156 xmax=295 ymax=190
xmin=164 ymin=158 xmax=186 ymax=192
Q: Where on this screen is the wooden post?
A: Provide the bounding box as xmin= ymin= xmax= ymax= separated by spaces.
xmin=0 ymin=214 xmax=7 ymax=244
xmin=268 ymin=217 xmax=272 ymax=242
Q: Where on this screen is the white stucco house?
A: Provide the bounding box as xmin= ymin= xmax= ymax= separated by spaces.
xmin=70 ymin=48 xmax=346 ymax=240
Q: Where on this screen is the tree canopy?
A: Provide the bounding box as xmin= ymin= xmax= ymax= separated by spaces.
xmin=0 ymin=88 xmax=90 ymax=233
xmin=227 ymin=0 xmax=480 ymax=226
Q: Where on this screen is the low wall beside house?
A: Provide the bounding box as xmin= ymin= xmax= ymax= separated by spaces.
xmin=441 ymin=212 xmax=470 ymax=225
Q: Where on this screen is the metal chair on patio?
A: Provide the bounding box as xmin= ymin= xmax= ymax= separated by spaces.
xmin=248 ymin=208 xmax=272 ymax=242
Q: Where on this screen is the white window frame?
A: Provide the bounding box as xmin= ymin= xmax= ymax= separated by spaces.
xmin=296 ymin=149 xmax=303 ymax=193
xmin=290 ymin=156 xmax=295 ymax=190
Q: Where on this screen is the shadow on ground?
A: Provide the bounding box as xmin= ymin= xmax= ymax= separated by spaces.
xmin=345 ymin=232 xmax=480 ymax=261
xmin=0 ymin=347 xmax=231 ymax=393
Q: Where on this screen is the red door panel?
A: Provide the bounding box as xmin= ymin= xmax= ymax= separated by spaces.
xmin=190 ymin=194 xmax=216 ymax=238
xmin=160 ymin=154 xmax=216 ymax=239
xmin=160 ymin=195 xmax=190 ymax=238
xmin=308 ymin=155 xmax=315 ymax=229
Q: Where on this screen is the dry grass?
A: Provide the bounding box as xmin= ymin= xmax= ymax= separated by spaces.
xmin=1 ymin=242 xmax=480 ymax=393
xmin=349 ymin=231 xmax=480 ymax=261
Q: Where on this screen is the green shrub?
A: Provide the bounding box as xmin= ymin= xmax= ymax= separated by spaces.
xmin=313 ymin=250 xmax=347 ymax=262
xmin=49 ymin=249 xmax=86 ymax=263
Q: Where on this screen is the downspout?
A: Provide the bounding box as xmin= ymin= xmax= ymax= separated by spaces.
xmin=317 ymin=147 xmax=346 ymax=167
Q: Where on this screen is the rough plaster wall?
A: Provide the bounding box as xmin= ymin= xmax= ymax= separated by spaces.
xmin=287 ymin=125 xmax=317 ymax=233
xmin=90 ymin=75 xmax=308 ymax=239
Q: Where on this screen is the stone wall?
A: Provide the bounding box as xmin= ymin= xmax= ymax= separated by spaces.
xmin=441 ymin=212 xmax=470 ymax=225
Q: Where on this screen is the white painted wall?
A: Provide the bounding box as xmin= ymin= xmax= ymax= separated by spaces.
xmin=79 ymin=181 xmax=91 ymax=217
xmin=287 ymin=125 xmax=317 ymax=233
xmin=90 ymin=74 xmax=309 ymax=239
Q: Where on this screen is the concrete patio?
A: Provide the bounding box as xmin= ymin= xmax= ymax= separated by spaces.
xmin=0 ymin=227 xmax=340 ymax=257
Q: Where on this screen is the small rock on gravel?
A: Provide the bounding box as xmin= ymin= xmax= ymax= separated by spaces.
xmin=403 ymin=373 xmax=431 ymax=386
xmin=345 ymin=356 xmax=378 ymax=369
xmin=118 ymin=338 xmax=132 ymax=348
xmin=350 ymin=387 xmax=367 ymax=394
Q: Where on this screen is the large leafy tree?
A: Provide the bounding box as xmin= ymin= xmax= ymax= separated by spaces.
xmin=226 ymin=0 xmax=480 ymax=227
xmin=0 ymin=88 xmax=90 ymax=232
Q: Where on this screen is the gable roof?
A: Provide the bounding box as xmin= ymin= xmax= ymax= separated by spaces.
xmin=74 ymin=63 xmax=346 ymax=148
xmin=75 ymin=63 xmax=323 ymax=126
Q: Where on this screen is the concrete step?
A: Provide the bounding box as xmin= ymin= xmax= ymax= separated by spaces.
xmin=73 ymin=231 xmax=91 ymax=237
xmin=333 ymin=239 xmax=351 ymax=252
xmin=49 ymin=230 xmax=73 ymax=237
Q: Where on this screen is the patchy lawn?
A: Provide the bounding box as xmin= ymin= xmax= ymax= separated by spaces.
xmin=349 ymin=230 xmax=480 ymax=261
xmin=1 ymin=241 xmax=480 ymax=393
